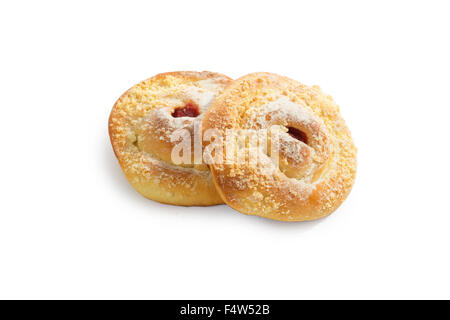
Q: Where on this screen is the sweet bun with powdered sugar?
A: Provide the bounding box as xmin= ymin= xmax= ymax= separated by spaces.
xmin=109 ymin=71 xmax=231 ymax=205
xmin=202 ymin=72 xmax=357 ymax=221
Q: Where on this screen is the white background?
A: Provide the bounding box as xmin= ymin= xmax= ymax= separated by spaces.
xmin=1 ymin=0 xmax=449 ymax=299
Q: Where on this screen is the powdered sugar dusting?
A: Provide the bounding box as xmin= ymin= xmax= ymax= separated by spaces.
xmin=247 ymin=96 xmax=318 ymax=129
xmin=241 ymin=97 xmax=332 ymax=183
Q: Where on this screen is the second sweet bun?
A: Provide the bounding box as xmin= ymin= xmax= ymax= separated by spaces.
xmin=202 ymin=72 xmax=357 ymax=221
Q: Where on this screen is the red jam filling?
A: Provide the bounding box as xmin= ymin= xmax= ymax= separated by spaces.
xmin=287 ymin=127 xmax=308 ymax=144
xmin=172 ymin=103 xmax=200 ymax=118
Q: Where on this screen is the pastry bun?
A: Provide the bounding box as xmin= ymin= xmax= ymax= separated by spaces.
xmin=202 ymin=72 xmax=357 ymax=221
xmin=109 ymin=71 xmax=231 ymax=206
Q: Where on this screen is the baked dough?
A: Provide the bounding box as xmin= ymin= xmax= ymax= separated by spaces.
xmin=109 ymin=71 xmax=231 ymax=205
xmin=202 ymin=73 xmax=357 ymax=221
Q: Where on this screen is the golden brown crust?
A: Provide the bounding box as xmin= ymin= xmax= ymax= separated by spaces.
xmin=202 ymin=72 xmax=357 ymax=221
xmin=109 ymin=71 xmax=231 ymax=206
